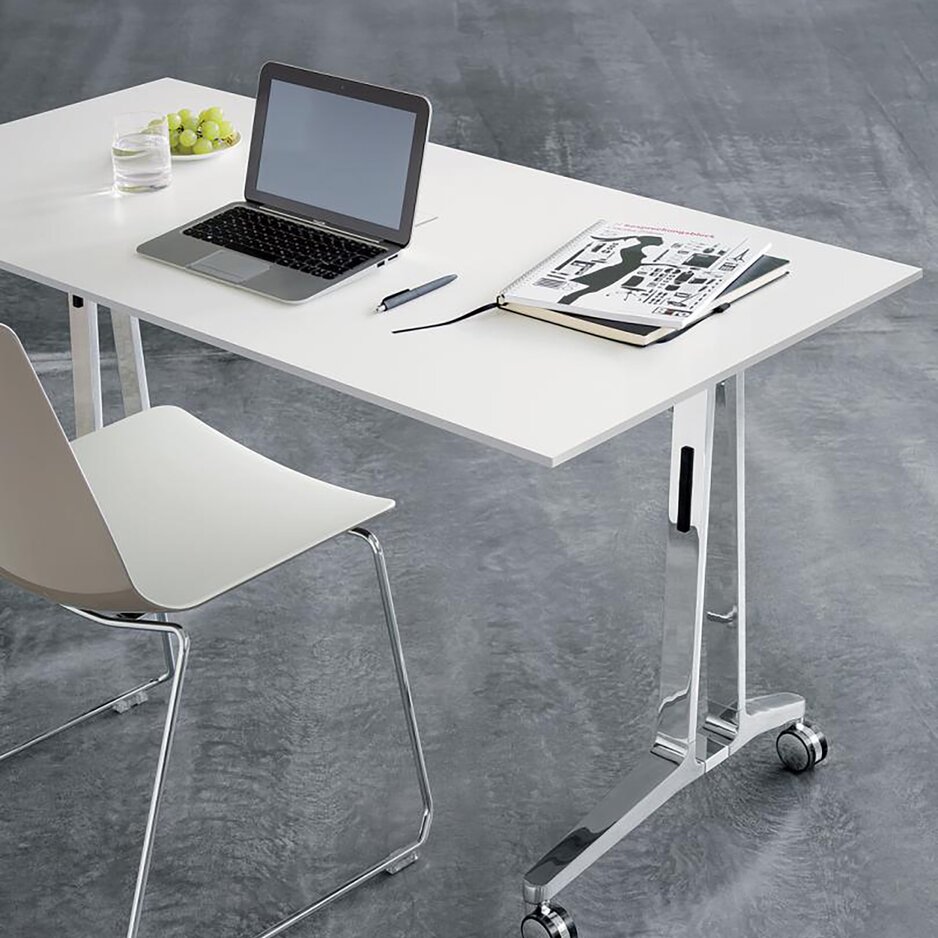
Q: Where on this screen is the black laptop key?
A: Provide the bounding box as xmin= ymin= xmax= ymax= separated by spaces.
xmin=183 ymin=207 xmax=383 ymax=277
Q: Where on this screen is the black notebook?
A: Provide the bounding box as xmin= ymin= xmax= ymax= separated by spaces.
xmin=500 ymin=255 xmax=790 ymax=347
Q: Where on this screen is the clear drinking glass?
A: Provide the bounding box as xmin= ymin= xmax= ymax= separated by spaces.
xmin=112 ymin=112 xmax=172 ymax=192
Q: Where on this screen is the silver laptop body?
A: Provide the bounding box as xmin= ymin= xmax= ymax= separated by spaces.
xmin=138 ymin=63 xmax=431 ymax=303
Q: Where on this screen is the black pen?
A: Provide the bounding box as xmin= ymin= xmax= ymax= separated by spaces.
xmin=376 ymin=274 xmax=458 ymax=312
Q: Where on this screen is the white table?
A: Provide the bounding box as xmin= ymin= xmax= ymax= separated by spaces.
xmin=0 ymin=79 xmax=921 ymax=938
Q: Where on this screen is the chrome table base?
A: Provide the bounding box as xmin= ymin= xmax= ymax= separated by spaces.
xmin=521 ymin=374 xmax=826 ymax=931
xmin=68 ymin=298 xmax=150 ymax=439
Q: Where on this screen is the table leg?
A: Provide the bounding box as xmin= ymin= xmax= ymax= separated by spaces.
xmin=520 ymin=374 xmax=826 ymax=938
xmin=110 ymin=308 xmax=151 ymax=415
xmin=68 ymin=294 xmax=103 ymax=437
xmin=698 ymin=375 xmax=807 ymax=766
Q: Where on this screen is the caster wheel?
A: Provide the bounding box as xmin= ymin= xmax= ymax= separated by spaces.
xmin=776 ymin=719 xmax=828 ymax=773
xmin=521 ymin=903 xmax=578 ymax=938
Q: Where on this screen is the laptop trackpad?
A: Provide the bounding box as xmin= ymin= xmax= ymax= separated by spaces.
xmin=189 ymin=250 xmax=270 ymax=283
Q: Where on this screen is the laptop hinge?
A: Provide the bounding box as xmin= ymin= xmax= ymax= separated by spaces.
xmin=252 ymin=204 xmax=387 ymax=247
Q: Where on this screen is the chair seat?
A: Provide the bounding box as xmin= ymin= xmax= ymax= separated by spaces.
xmin=70 ymin=406 xmax=393 ymax=611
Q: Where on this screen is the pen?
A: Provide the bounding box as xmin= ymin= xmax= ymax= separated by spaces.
xmin=376 ymin=274 xmax=458 ymax=312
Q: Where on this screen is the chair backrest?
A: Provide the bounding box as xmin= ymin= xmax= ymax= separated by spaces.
xmin=0 ymin=324 xmax=146 ymax=611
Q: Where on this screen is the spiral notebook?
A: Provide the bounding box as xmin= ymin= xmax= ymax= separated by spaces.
xmin=498 ymin=220 xmax=770 ymax=329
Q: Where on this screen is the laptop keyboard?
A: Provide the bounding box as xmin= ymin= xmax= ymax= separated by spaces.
xmin=183 ymin=206 xmax=385 ymax=280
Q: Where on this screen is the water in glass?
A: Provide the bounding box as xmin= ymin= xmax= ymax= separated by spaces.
xmin=112 ymin=115 xmax=171 ymax=192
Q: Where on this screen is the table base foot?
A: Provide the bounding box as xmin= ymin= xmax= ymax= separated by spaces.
xmin=699 ymin=691 xmax=805 ymax=769
xmin=523 ymin=690 xmax=816 ymax=910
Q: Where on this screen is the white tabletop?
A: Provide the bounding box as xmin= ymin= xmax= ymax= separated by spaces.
xmin=0 ymin=79 xmax=921 ymax=466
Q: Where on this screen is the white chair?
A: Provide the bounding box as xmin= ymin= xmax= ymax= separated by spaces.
xmin=0 ymin=323 xmax=432 ymax=938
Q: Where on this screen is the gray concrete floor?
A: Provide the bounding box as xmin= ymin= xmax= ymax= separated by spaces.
xmin=1 ymin=1 xmax=937 ymax=936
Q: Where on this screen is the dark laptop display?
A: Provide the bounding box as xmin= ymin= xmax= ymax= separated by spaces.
xmin=244 ymin=63 xmax=430 ymax=246
xmin=255 ymin=80 xmax=417 ymax=231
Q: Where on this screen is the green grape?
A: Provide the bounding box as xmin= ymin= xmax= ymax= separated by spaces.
xmin=217 ymin=120 xmax=233 ymax=138
xmin=199 ymin=108 xmax=211 ymax=122
xmin=212 ymin=138 xmax=226 ymax=150
xmin=167 ymin=112 xmax=181 ymax=131
xmin=199 ymin=120 xmax=220 ymax=141
xmin=181 ymin=114 xmax=199 ymax=131
xmin=178 ymin=108 xmax=192 ymax=121
xmin=169 ymin=130 xmax=180 ymax=148
xmin=176 ymin=144 xmax=194 ymax=156
xmin=192 ymin=138 xmax=214 ymax=155
xmin=178 ymin=128 xmax=198 ymax=148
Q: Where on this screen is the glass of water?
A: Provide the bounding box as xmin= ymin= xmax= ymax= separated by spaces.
xmin=112 ymin=112 xmax=172 ymax=192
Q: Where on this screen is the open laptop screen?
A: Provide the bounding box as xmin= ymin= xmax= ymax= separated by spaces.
xmin=246 ymin=65 xmax=431 ymax=246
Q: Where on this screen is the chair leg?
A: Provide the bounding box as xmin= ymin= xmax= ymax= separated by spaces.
xmin=249 ymin=528 xmax=434 ymax=938
xmin=4 ymin=538 xmax=428 ymax=938
xmin=62 ymin=609 xmax=190 ymax=938
xmin=0 ymin=621 xmax=175 ymax=765
xmin=347 ymin=527 xmax=434 ymax=847
xmin=124 ymin=624 xmax=188 ymax=938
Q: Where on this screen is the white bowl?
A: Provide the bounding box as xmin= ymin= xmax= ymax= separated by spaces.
xmin=172 ymin=131 xmax=242 ymax=161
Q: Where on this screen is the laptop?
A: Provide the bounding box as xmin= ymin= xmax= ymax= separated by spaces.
xmin=138 ymin=63 xmax=432 ymax=303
